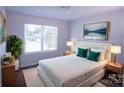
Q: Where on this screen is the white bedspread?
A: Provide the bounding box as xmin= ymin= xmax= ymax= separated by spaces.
xmin=39 ymin=55 xmax=107 ymax=87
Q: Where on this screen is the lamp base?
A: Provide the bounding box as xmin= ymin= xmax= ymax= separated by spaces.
xmin=113 ymin=54 xmax=117 ymax=64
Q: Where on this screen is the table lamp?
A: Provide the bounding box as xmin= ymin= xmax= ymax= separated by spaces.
xmin=67 ymin=41 xmax=74 ymax=52
xmin=111 ymin=45 xmax=121 ymax=64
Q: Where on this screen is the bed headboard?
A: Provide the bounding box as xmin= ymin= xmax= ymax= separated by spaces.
xmin=72 ymin=41 xmax=112 ymax=62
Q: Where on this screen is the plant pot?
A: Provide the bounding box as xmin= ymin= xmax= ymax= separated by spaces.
xmin=15 ymin=59 xmax=20 ymax=71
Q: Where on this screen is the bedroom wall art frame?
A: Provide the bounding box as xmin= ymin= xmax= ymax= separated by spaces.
xmin=83 ymin=21 xmax=110 ymax=41
xmin=0 ymin=12 xmax=6 ymax=43
xmin=0 ymin=12 xmax=5 ymax=43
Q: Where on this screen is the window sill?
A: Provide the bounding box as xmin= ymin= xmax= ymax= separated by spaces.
xmin=24 ymin=51 xmax=42 ymax=54
xmin=24 ymin=49 xmax=57 ymax=54
xmin=42 ymin=49 xmax=57 ymax=53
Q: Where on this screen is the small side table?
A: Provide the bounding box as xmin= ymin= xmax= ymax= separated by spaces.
xmin=107 ymin=62 xmax=123 ymax=75
xmin=2 ymin=57 xmax=16 ymax=87
xmin=64 ymin=51 xmax=75 ymax=56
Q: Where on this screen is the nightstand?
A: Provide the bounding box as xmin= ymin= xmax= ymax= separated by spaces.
xmin=64 ymin=51 xmax=75 ymax=56
xmin=2 ymin=57 xmax=16 ymax=87
xmin=106 ymin=62 xmax=123 ymax=75
xmin=105 ymin=62 xmax=124 ymax=86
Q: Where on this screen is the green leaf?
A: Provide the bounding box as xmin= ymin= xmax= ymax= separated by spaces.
xmin=6 ymin=35 xmax=23 ymax=59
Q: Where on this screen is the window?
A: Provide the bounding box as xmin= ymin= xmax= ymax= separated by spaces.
xmin=43 ymin=26 xmax=57 ymax=51
xmin=24 ymin=24 xmax=57 ymax=53
xmin=25 ymin=24 xmax=42 ymax=53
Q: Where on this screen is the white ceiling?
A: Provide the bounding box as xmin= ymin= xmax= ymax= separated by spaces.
xmin=5 ymin=6 xmax=124 ymax=21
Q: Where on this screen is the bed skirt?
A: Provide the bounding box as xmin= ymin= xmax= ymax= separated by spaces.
xmin=37 ymin=66 xmax=106 ymax=87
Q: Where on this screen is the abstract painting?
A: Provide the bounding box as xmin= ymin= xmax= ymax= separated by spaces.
xmin=83 ymin=22 xmax=110 ymax=40
xmin=0 ymin=13 xmax=4 ymax=43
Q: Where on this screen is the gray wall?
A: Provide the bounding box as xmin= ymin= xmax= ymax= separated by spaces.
xmin=69 ymin=10 xmax=124 ymax=64
xmin=7 ymin=12 xmax=69 ymax=67
xmin=0 ymin=6 xmax=6 ymax=87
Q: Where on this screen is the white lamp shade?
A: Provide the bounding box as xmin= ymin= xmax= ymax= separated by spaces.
xmin=111 ymin=45 xmax=121 ymax=54
xmin=67 ymin=41 xmax=74 ymax=46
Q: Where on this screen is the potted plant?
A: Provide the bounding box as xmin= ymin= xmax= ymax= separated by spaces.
xmin=2 ymin=52 xmax=13 ymax=65
xmin=6 ymin=35 xmax=23 ymax=70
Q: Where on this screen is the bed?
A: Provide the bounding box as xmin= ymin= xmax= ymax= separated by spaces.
xmin=37 ymin=41 xmax=111 ymax=87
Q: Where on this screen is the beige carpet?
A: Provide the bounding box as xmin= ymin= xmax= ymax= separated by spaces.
xmin=23 ymin=67 xmax=46 ymax=87
xmin=23 ymin=67 xmax=106 ymax=87
xmin=92 ymin=82 xmax=106 ymax=87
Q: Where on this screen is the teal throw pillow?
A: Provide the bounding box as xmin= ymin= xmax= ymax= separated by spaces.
xmin=87 ymin=50 xmax=100 ymax=62
xmin=76 ymin=47 xmax=88 ymax=58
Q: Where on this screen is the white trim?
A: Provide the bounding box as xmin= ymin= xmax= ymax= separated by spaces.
xmin=42 ymin=49 xmax=57 ymax=53
xmin=24 ymin=49 xmax=58 ymax=55
xmin=24 ymin=51 xmax=41 ymax=54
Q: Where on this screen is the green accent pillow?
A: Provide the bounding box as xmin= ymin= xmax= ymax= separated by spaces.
xmin=87 ymin=50 xmax=100 ymax=62
xmin=76 ymin=47 xmax=88 ymax=58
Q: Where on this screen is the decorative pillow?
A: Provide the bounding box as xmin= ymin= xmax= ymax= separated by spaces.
xmin=87 ymin=50 xmax=100 ymax=62
xmin=91 ymin=48 xmax=106 ymax=61
xmin=76 ymin=47 xmax=88 ymax=58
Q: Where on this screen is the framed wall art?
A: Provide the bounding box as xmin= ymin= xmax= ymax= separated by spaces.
xmin=83 ymin=21 xmax=110 ymax=40
xmin=0 ymin=13 xmax=4 ymax=43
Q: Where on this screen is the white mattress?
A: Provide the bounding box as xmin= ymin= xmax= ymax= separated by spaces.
xmin=38 ymin=55 xmax=107 ymax=87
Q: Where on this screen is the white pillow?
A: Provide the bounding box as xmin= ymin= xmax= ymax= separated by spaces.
xmin=91 ymin=48 xmax=106 ymax=61
xmin=78 ymin=46 xmax=89 ymax=49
